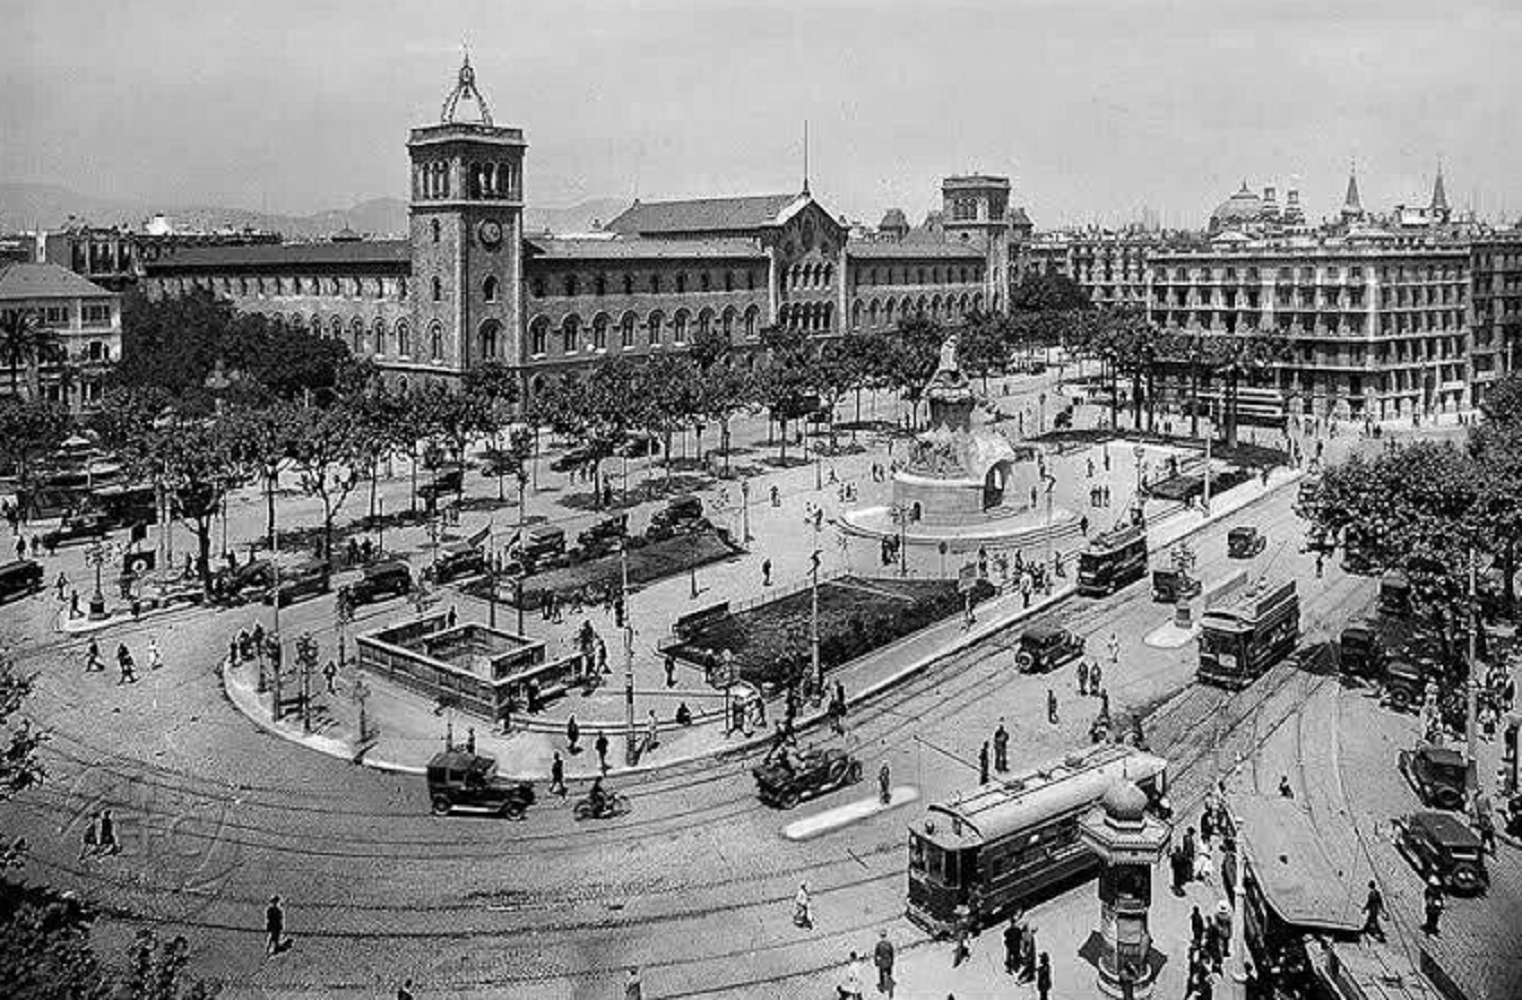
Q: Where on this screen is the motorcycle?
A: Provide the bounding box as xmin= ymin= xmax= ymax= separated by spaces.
xmin=573 ymin=790 xmax=629 ymax=821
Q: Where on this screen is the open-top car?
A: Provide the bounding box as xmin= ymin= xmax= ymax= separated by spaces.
xmin=426 ymin=750 xmax=535 ymax=819
xmin=1394 ymin=811 xmax=1488 ymax=896
xmin=1398 ymin=744 xmax=1468 ymax=811
xmin=752 ymin=746 xmax=863 ymax=809
xmin=1015 ymin=623 xmax=1085 ymax=674
xmin=1227 ymin=525 xmax=1266 ymax=559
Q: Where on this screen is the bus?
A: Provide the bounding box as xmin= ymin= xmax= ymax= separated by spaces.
xmin=907 ymin=743 xmax=1169 ymax=935
xmin=1197 ymin=579 xmax=1299 ymax=689
xmin=1229 ymin=794 xmax=1442 ymax=1000
xmin=1076 ymin=524 xmax=1148 ymax=597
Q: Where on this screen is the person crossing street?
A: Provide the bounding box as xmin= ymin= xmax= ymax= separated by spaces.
xmin=878 ymin=761 xmax=892 ymax=805
xmin=993 ymin=719 xmax=1009 ymax=772
xmin=116 ymin=643 xmax=138 ymax=684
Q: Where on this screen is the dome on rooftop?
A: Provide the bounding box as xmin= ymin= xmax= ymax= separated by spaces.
xmin=1210 ymin=182 xmax=1265 ymax=230
xmin=1101 ymin=779 xmax=1149 ymax=823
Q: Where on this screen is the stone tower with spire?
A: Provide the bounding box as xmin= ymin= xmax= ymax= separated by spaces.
xmin=407 ymin=55 xmax=527 ymax=375
xmin=1341 ymin=162 xmax=1365 ymax=224
xmin=1430 ymin=162 xmax=1451 ymax=223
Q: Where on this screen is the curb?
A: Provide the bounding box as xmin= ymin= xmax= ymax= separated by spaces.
xmin=220 ymin=466 xmax=1304 ymax=781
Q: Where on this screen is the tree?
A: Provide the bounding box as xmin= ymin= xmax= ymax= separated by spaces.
xmin=462 ymin=360 xmax=521 ymax=501
xmin=537 ymin=358 xmax=646 ymax=506
xmin=641 ymin=354 xmax=700 ymax=487
xmin=287 ymin=404 xmax=365 ymax=561
xmin=700 ymin=363 xmax=755 ymax=476
xmin=153 ymin=414 xmax=243 ymax=588
xmin=0 ymin=307 xmax=58 ymax=401
xmin=879 ymin=316 xmax=943 ymax=430
xmin=0 ymin=398 xmax=70 ymax=511
xmin=957 ymin=313 xmax=1008 ymax=392
xmin=1009 ymin=272 xmax=1094 ymax=313
xmin=755 ymin=325 xmax=820 ymax=463
xmin=225 ymin=402 xmax=302 ymax=548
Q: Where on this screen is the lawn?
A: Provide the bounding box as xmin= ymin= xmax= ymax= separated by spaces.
xmin=663 ymin=575 xmax=965 ymax=691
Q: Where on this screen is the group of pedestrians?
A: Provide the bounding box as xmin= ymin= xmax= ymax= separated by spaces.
xmin=77 ymin=809 xmax=119 ymax=860
xmin=81 ymin=635 xmax=163 ymax=683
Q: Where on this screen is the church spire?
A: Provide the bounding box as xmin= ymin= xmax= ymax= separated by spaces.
xmin=1342 ymin=160 xmax=1364 ymax=219
xmin=802 ymin=120 xmax=810 ymax=196
xmin=1431 ymin=159 xmax=1450 ymax=215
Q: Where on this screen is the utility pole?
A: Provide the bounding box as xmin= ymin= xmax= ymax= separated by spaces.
xmin=1202 ymin=406 xmax=1214 ymax=515
xmin=740 ymin=478 xmax=752 ymax=543
xmin=1467 ymin=546 xmax=1479 ymax=795
xmin=622 ymin=543 xmax=637 ymax=765
xmin=1042 ymin=471 xmax=1055 ymax=591
xmin=810 ymin=518 xmax=823 ymax=704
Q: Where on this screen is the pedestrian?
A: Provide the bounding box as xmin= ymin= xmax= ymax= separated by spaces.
xmin=116 ymin=643 xmax=138 ymax=684
xmin=1107 ymin=632 xmax=1120 ymax=664
xmin=879 ymin=761 xmax=892 ymax=805
xmin=1278 ymin=774 xmax=1294 ymax=799
xmin=1183 ymin=826 xmax=1197 ymax=871
xmin=1019 ymin=922 xmax=1036 ymax=983
xmin=665 ymin=654 xmax=677 ymax=687
xmin=840 ymin=951 xmax=865 ymax=1000
xmin=14 ymin=536 xmax=24 ymax=561
xmin=1170 ymin=845 xmax=1188 ymax=896
xmin=1422 ymin=877 xmax=1444 ymax=935
xmin=79 ymin=812 xmax=99 ymax=861
xmin=979 ymin=741 xmax=990 ymax=785
xmin=85 ymin=637 xmax=103 ymax=672
xmin=446 ymin=604 xmax=457 ymax=628
xmin=1190 ymin=904 xmax=1204 ymax=946
xmin=993 ymin=718 xmax=1009 ymax=772
xmin=1079 ymin=514 xmax=1089 ymax=536
xmin=595 ymin=731 xmax=610 ymax=774
xmin=872 ymin=930 xmax=896 ymax=996
xmin=550 ymin=751 xmax=567 ymax=797
xmin=625 ymin=966 xmax=643 ymax=1000
xmin=264 ymin=895 xmax=285 ymax=956
xmin=1315 ymin=553 xmax=1324 ymax=579
xmin=396 ymin=979 xmax=415 ymax=1000
xmin=951 ymin=904 xmax=971 ymax=967
xmin=98 ymin=808 xmax=119 ymax=854
xmin=1214 ymin=900 xmax=1232 ymax=957
xmin=1362 ymin=880 xmax=1385 ymax=941
xmin=566 ymin=714 xmax=581 ymax=752
xmin=323 ymin=659 xmax=338 ymax=693
xmin=1077 ymin=658 xmax=1090 ymax=696
xmin=147 ymin=637 xmax=163 ymax=671
xmin=645 ymin=709 xmax=660 ymax=752
xmin=1047 ymin=687 xmax=1059 ymax=725
xmin=1099 ymin=688 xmax=1111 ymax=721
xmin=55 ymin=571 xmax=68 ymax=601
xmin=1090 ymin=659 xmax=1103 ymax=694
xmin=794 ymin=881 xmax=813 ymax=928
xmin=1004 ymin=909 xmax=1026 ymax=976
xmin=1036 ymin=952 xmax=1052 ymax=1000
xmin=69 ymin=589 xmax=80 ymax=619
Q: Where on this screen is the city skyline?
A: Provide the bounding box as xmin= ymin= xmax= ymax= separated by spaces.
xmin=4 ymin=0 xmax=1520 ymax=230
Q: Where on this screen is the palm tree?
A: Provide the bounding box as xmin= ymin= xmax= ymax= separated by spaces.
xmin=0 ymin=308 xmax=59 ymax=400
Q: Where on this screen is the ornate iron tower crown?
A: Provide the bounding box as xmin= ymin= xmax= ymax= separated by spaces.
xmin=442 ymin=53 xmax=494 ymax=127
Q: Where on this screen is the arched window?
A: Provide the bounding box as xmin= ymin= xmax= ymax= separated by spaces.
xmin=562 ymin=314 xmax=580 ymax=354
xmin=868 ymin=300 xmax=880 ymax=327
xmin=592 ymin=314 xmax=609 ymax=351
xmin=917 ymin=267 xmax=926 ymax=285
xmin=700 ymin=272 xmax=711 ymax=292
xmin=649 ymin=274 xmax=661 ymax=294
xmin=431 ymin=219 xmax=441 ymax=243
xmin=432 ymin=277 xmax=443 ymax=302
xmin=396 ymin=320 xmax=412 ymax=356
xmin=372 ymin=318 xmax=387 ymax=355
xmin=721 ymin=307 xmax=735 ymax=337
xmin=564 ymin=274 xmax=579 ymax=297
xmin=744 ymin=306 xmax=759 ymax=339
xmin=478 ymin=320 xmax=500 ymax=359
xmin=310 ymin=313 xmax=321 ymax=335
xmin=483 ymin=275 xmax=499 ymax=302
xmin=675 ymin=273 xmax=687 ymax=294
xmin=623 ymin=274 xmax=634 ymax=295
xmin=594 ymin=275 xmax=606 ymax=296
xmin=647 ymin=311 xmax=664 ymax=346
xmin=529 ymin=317 xmax=549 ymax=356
xmin=724 ymin=271 xmax=734 ymax=292
xmin=672 ymin=310 xmax=688 ymax=344
xmin=620 ymin=312 xmax=637 ymax=349
xmin=823 ymin=303 xmax=834 ymax=329
xmin=851 ymin=300 xmax=863 ymax=329
xmin=823 ymin=264 xmax=834 ymax=287
xmin=429 ymin=322 xmax=443 ymax=361
xmin=329 ymin=316 xmax=343 ymax=340
xmin=696 ymin=309 xmax=712 ymax=337
xmin=884 ymin=299 xmax=896 ymax=324
xmin=351 ymin=317 xmax=366 ymax=355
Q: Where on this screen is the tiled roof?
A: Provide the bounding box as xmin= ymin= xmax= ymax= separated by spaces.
xmin=846 ymin=240 xmax=985 ymax=260
xmin=606 ymin=194 xmax=802 ymax=236
xmin=142 ymin=240 xmax=410 ymax=271
xmin=525 ymin=237 xmax=766 ymax=261
xmin=0 ymin=262 xmax=114 ymax=301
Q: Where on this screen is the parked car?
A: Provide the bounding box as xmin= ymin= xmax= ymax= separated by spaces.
xmin=1151 ymin=568 xmax=1201 ymax=604
xmin=1338 ymin=620 xmax=1383 ymax=680
xmin=647 ymin=495 xmax=705 ymax=541
xmin=522 ymin=524 xmax=566 ymax=561
xmin=432 ymin=542 xmax=486 ymax=584
xmin=1383 ymin=657 xmax=1425 ymax=712
xmin=426 ymin=750 xmax=535 ymax=819
xmin=1394 ymin=811 xmax=1488 ymax=896
xmin=265 ymin=559 xmax=332 ymax=607
xmin=550 ymin=447 xmax=595 ymax=473
xmin=752 ymin=747 xmax=863 ymax=809
xmin=1399 ymin=744 xmax=1468 ymax=811
xmin=0 ymin=559 xmax=44 ymax=604
xmin=342 ymin=560 xmax=413 ymax=606
xmin=577 ymin=515 xmax=628 ymax=556
xmin=615 ymin=433 xmax=659 ymax=459
xmin=1378 ymin=571 xmax=1413 ymax=618
xmin=418 ymin=464 xmax=464 ymax=502
xmin=1015 ymin=623 xmax=1085 ymax=674
xmin=42 ymin=511 xmax=112 ymax=548
xmin=1227 ymin=526 xmax=1266 ymax=559
xmin=210 ymin=559 xmax=274 ymax=606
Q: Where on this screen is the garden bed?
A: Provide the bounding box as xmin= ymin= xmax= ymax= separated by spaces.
xmin=662 ymin=575 xmax=967 ymax=690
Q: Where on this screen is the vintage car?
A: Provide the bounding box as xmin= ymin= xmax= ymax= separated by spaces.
xmin=264 ymin=559 xmax=331 ymax=607
xmin=1227 ymin=526 xmax=1267 ymax=559
xmin=42 ymin=511 xmax=112 ymax=548
xmin=577 ymin=514 xmax=628 ymax=556
xmin=417 ymin=464 xmax=465 ymax=504
xmin=1398 ymin=744 xmax=1468 ymax=811
xmin=426 ymin=750 xmax=535 ymax=819
xmin=432 ymin=541 xmax=486 ymax=584
xmin=646 ymin=495 xmax=705 ymax=541
xmin=1383 ymin=657 xmax=1425 ymax=712
xmin=1015 ymin=623 xmax=1085 ymax=674
xmin=1338 ymin=620 xmax=1383 ymax=680
xmin=1151 ymin=568 xmax=1201 ymax=604
xmin=1378 ymin=571 xmax=1413 ymax=618
xmin=0 ymin=559 xmax=44 ymax=604
xmin=752 ymin=747 xmax=863 ymax=809
xmin=1302 ymin=525 xmax=1336 ymax=554
xmin=341 ymin=560 xmax=413 ymax=606
xmin=1394 ymin=811 xmax=1488 ymax=896
xmin=209 ymin=559 xmax=275 ymax=606
xmin=549 ymin=446 xmax=596 ymax=473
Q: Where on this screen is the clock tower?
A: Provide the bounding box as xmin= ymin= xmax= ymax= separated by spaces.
xmin=407 ymin=56 xmax=526 ymax=376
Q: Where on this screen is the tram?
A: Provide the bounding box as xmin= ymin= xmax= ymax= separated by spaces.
xmin=1230 ymin=794 xmax=1441 ymax=1000
xmin=1076 ymin=524 xmax=1149 ymax=597
xmin=1197 ymin=578 xmax=1300 ymax=689
xmin=907 ymin=743 xmax=1168 ymax=935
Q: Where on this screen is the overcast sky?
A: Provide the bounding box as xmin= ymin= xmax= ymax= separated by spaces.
xmin=4 ymin=0 xmax=1519 ymax=229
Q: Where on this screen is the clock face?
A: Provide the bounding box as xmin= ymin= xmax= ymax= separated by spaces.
xmin=478 ymin=220 xmax=503 ymax=248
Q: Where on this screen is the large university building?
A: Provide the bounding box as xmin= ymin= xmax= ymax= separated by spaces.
xmin=138 ymin=60 xmax=1025 ymax=399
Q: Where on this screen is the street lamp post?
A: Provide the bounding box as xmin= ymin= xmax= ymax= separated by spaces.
xmin=1042 ymin=471 xmax=1055 ymax=591
xmin=622 ymin=543 xmax=637 ymax=765
xmin=85 ymin=541 xmax=108 ymax=620
xmin=740 ymin=478 xmax=752 ymax=543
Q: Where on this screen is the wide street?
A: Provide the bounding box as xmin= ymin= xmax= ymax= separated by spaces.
xmin=1 ymin=368 xmax=1440 ymax=998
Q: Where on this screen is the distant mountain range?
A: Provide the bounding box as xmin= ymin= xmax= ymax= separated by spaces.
xmin=0 ymin=182 xmax=630 ymax=239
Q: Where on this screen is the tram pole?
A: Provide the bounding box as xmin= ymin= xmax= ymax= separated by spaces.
xmin=622 ymin=543 xmax=637 ymax=766
xmin=1467 ymin=545 xmax=1479 ymax=797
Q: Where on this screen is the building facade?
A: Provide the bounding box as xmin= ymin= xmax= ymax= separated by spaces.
xmin=0 ymin=262 xmax=121 ymax=411
xmin=139 ymin=59 xmax=1023 ymax=401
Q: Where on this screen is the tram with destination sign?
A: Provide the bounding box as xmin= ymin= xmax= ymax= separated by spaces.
xmin=1076 ymin=524 xmax=1149 ymax=597
xmin=1197 ymin=578 xmax=1299 ymax=689
xmin=907 ymin=743 xmax=1169 ymax=935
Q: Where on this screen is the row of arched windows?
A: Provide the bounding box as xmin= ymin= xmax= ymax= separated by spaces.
xmin=854 ymin=264 xmax=981 ymax=288
xmin=198 ymin=274 xmax=407 ymax=300
xmin=787 ymin=262 xmax=834 ymax=290
xmin=526 ymin=305 xmax=762 ymax=357
xmin=273 ymin=314 xmax=446 ymax=363
xmin=846 ymin=292 xmax=983 ymax=331
xmin=415 ymin=161 xmax=451 ymax=200
xmin=530 ymin=268 xmax=762 ymax=299
xmin=467 ymin=160 xmax=519 ymax=200
xmin=777 ymin=302 xmax=833 ymax=332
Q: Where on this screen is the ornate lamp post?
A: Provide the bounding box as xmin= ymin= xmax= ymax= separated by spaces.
xmin=84 ymin=540 xmax=110 ymax=620
xmin=1078 ymin=780 xmax=1172 ymax=999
